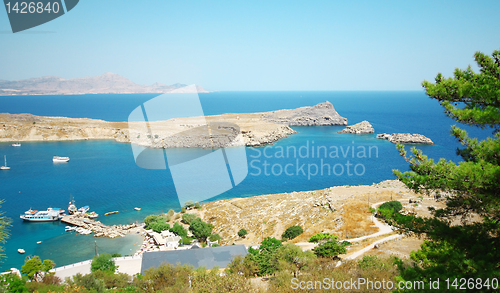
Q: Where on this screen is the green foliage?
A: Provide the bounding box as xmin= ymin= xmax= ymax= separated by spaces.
xmin=194 ymin=201 xmax=201 ymax=209
xmin=180 ymin=236 xmax=192 ymax=245
xmin=0 ymin=273 xmax=28 ymax=293
xmin=184 ymin=200 xmax=194 ymax=208
xmin=71 ymin=273 xmax=106 ymax=292
xmin=21 ymin=256 xmax=55 ymax=280
xmin=209 ymin=233 xmax=222 ymax=242
xmin=181 ymin=213 xmax=197 ymax=224
xmin=358 ymin=255 xmax=384 ymax=270
xmin=170 ymin=222 xmax=188 ymax=237
xmin=90 ymin=253 xmax=117 ymax=273
xmin=237 ymin=228 xmax=248 ymax=238
xmin=167 ymin=209 xmax=175 ymax=217
xmin=144 ymin=214 xmax=170 ymax=233
xmin=281 ymin=225 xmax=303 ymax=240
xmin=308 ymin=232 xmax=337 ymax=243
xmin=312 ymin=240 xmax=350 ymax=259
xmin=393 ymin=49 xmax=500 ymax=283
xmin=189 ymin=218 xmax=214 ymax=242
xmin=378 ymin=200 xmax=402 ymax=213
xmin=0 ymin=200 xmax=10 ymax=262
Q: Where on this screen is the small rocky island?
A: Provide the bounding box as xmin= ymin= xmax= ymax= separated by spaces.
xmin=338 ymin=120 xmax=374 ymax=134
xmin=376 ymin=133 xmax=433 ymax=144
xmin=0 ymin=101 xmax=347 ymax=148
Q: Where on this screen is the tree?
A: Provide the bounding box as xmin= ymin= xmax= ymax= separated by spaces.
xmin=378 ymin=201 xmax=402 ymax=213
xmin=21 ymin=256 xmax=55 ymax=280
xmin=170 ymin=222 xmax=188 ymax=238
xmin=144 ymin=214 xmax=170 ymax=232
xmin=308 ymin=232 xmax=336 ymax=243
xmin=237 ymin=229 xmax=248 ymax=238
xmin=0 ymin=200 xmax=10 ymax=262
xmin=312 ymin=240 xmax=350 ymax=259
xmin=393 ymin=49 xmax=500 ymax=286
xmin=184 ymin=200 xmax=194 ymax=208
xmin=91 ymin=253 xmax=117 ymax=273
xmin=189 ymin=218 xmax=213 ymax=242
xmin=181 ymin=213 xmax=197 ymax=225
xmin=281 ymin=226 xmax=303 ymax=240
xmin=194 ymin=202 xmax=201 ymax=209
xmin=209 ymin=233 xmax=222 ymax=242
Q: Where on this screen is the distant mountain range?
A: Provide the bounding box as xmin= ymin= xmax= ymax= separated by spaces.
xmin=0 ymin=73 xmax=210 ymax=95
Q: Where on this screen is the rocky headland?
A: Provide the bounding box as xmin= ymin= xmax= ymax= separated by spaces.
xmin=376 ymin=133 xmax=433 ymax=144
xmin=338 ymin=120 xmax=374 ymax=134
xmin=0 ymin=101 xmax=346 ymax=148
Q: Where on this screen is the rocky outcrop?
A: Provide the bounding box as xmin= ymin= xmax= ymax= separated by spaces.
xmin=338 ymin=120 xmax=374 ymax=134
xmin=376 ymin=133 xmax=433 ymax=144
xmin=262 ymin=101 xmax=347 ymax=126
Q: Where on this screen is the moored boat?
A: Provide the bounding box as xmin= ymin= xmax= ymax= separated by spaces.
xmin=18 ymin=249 xmax=25 ymax=254
xmin=53 ymin=156 xmax=70 ymax=162
xmin=20 ymin=207 xmax=65 ymax=222
xmin=1 ymin=155 xmax=10 ymax=170
xmin=87 ymin=211 xmax=98 ymax=219
xmin=12 ymin=143 xmax=21 ymax=147
xmin=134 ymin=207 xmax=141 ymax=211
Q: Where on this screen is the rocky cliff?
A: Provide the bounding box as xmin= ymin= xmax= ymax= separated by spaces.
xmin=338 ymin=120 xmax=374 ymax=134
xmin=376 ymin=133 xmax=433 ymax=144
xmin=1 ymin=102 xmax=344 ymax=148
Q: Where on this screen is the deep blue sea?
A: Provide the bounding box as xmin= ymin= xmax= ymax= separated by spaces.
xmin=0 ymin=91 xmax=493 ymax=271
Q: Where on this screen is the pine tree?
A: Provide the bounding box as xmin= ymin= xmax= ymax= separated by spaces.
xmin=393 ymin=49 xmax=500 ymax=286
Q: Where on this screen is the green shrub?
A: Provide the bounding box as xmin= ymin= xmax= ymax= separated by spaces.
xmin=181 ymin=206 xmax=186 ymax=213
xmin=91 ymin=253 xmax=117 ymax=273
xmin=379 ymin=201 xmax=402 ymax=213
xmin=312 ymin=240 xmax=351 ymax=259
xmin=209 ymin=233 xmax=222 ymax=242
xmin=308 ymin=232 xmax=337 ymax=243
xmin=182 ymin=213 xmax=197 ymax=224
xmin=184 ymin=200 xmax=194 ymax=208
xmin=180 ymin=237 xmax=192 ymax=245
xmin=194 ymin=202 xmax=201 ymax=209
xmin=170 ymin=222 xmax=188 ymax=238
xmin=238 ymin=229 xmax=248 ymax=238
xmin=189 ymin=218 xmax=214 ymax=242
xmin=281 ymin=226 xmax=303 ymax=240
xmin=167 ymin=209 xmax=175 ymax=217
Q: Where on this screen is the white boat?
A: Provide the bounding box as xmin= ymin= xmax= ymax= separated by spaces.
xmin=1 ymin=155 xmax=10 ymax=170
xmin=134 ymin=207 xmax=141 ymax=211
xmin=53 ymin=156 xmax=70 ymax=162
xmin=20 ymin=207 xmax=65 ymax=222
xmin=65 ymin=226 xmax=76 ymax=232
xmin=78 ymin=206 xmax=90 ymax=214
xmin=87 ymin=211 xmax=98 ymax=219
xmin=17 ymin=249 xmax=25 ymax=254
xmin=12 ymin=143 xmax=21 ymax=147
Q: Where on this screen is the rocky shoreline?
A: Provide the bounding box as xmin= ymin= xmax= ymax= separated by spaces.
xmin=0 ymin=101 xmax=346 ymax=148
xmin=376 ymin=133 xmax=434 ymax=144
xmin=338 ymin=120 xmax=374 ymax=134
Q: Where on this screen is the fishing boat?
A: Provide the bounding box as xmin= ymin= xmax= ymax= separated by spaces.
xmin=104 ymin=211 xmax=119 ymax=216
xmin=12 ymin=143 xmax=21 ymax=147
xmin=53 ymin=156 xmax=70 ymax=162
xmin=1 ymin=155 xmax=10 ymax=170
xmin=20 ymin=208 xmax=65 ymax=222
xmin=134 ymin=207 xmax=141 ymax=211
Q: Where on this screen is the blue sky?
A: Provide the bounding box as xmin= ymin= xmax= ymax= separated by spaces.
xmin=1 ymin=0 xmax=499 ymax=91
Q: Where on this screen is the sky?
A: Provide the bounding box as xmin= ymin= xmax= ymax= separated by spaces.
xmin=1 ymin=0 xmax=499 ymax=91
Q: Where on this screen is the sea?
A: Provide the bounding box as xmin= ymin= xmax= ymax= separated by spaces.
xmin=0 ymin=91 xmax=493 ymax=271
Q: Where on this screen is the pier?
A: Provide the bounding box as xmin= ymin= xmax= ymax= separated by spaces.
xmin=61 ymin=215 xmax=144 ymax=238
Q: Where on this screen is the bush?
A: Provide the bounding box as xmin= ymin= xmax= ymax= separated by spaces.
xmin=181 ymin=206 xmax=187 ymax=213
xmin=184 ymin=200 xmax=194 ymax=208
xmin=182 ymin=213 xmax=197 ymax=224
xmin=189 ymin=218 xmax=214 ymax=242
xmin=308 ymin=232 xmax=337 ymax=243
xmin=144 ymin=214 xmax=170 ymax=232
xmin=209 ymin=233 xmax=222 ymax=242
xmin=238 ymin=229 xmax=248 ymax=238
xmin=170 ymin=222 xmax=188 ymax=238
xmin=194 ymin=202 xmax=201 ymax=209
xmin=379 ymin=201 xmax=402 ymax=213
xmin=21 ymin=256 xmax=55 ymax=280
xmin=281 ymin=226 xmax=303 ymax=240
xmin=167 ymin=209 xmax=175 ymax=217
xmin=180 ymin=237 xmax=192 ymax=245
xmin=312 ymin=240 xmax=351 ymax=259
xmin=91 ymin=253 xmax=117 ymax=273
xmin=175 ymin=214 xmax=181 ymax=219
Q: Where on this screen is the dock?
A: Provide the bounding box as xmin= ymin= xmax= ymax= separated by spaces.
xmin=61 ymin=215 xmax=144 ymax=238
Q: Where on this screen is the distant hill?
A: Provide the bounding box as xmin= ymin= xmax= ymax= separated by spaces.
xmin=0 ymin=72 xmax=210 ymax=95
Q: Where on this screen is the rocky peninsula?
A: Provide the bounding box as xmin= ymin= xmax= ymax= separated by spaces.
xmin=376 ymin=133 xmax=433 ymax=144
xmin=0 ymin=101 xmax=347 ymax=148
xmin=338 ymin=120 xmax=374 ymax=134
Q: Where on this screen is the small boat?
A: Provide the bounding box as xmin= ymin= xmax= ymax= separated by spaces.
xmin=20 ymin=207 xmax=65 ymax=222
xmin=65 ymin=226 xmax=76 ymax=232
xmin=12 ymin=143 xmax=21 ymax=147
xmin=87 ymin=211 xmax=98 ymax=219
xmin=78 ymin=206 xmax=90 ymax=214
xmin=134 ymin=207 xmax=141 ymax=211
xmin=104 ymin=211 xmax=119 ymax=216
xmin=53 ymin=156 xmax=70 ymax=162
xmin=36 ymin=241 xmax=42 ymax=244
xmin=17 ymin=249 xmax=25 ymax=254
xmin=1 ymin=155 xmax=10 ymax=170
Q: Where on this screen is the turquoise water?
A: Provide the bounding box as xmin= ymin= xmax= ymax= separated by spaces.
xmin=0 ymin=91 xmax=492 ymax=270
